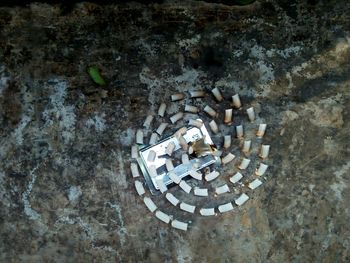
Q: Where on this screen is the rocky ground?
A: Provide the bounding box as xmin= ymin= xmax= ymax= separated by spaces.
xmin=0 ymin=0 xmax=349 ymax=262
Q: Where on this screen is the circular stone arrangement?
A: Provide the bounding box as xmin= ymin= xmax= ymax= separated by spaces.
xmin=129 ymin=88 xmax=270 ymax=231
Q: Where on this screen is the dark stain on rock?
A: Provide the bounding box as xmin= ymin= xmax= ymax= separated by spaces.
xmin=1 ymin=81 xmax=22 ymax=127
xmin=8 ymin=171 xmax=28 ymax=178
xmin=190 ymin=45 xmax=229 ymax=80
xmin=0 ymin=9 xmax=11 ymax=30
xmin=260 ymin=2 xmax=276 ymax=17
xmin=297 ymin=68 xmax=350 ymax=102
xmin=278 ymin=0 xmax=298 ymax=20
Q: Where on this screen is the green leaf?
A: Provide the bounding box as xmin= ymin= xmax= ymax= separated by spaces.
xmin=87 ymin=66 xmax=106 ymax=86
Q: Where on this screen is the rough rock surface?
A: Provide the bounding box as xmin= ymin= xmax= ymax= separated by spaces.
xmin=0 ymin=1 xmax=349 ymax=262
